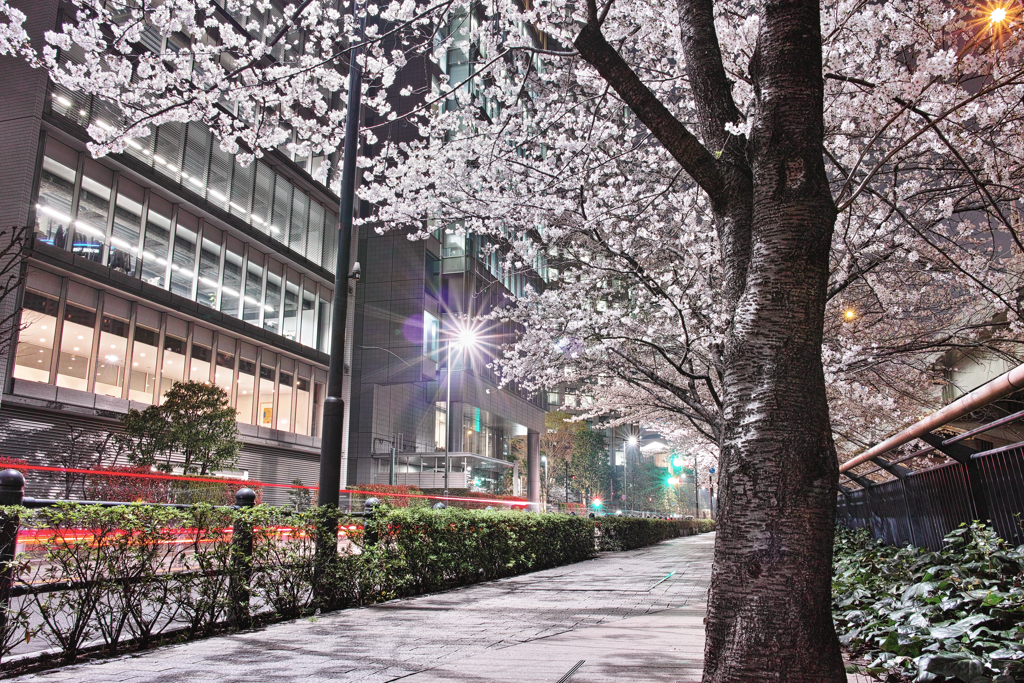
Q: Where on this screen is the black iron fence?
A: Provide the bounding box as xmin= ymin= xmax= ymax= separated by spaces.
xmin=837 ymin=441 xmax=1024 ymax=550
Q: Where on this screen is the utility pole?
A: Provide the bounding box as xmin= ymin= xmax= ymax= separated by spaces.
xmin=317 ymin=0 xmax=365 ymax=508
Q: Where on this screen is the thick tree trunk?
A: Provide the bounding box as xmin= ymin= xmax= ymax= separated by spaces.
xmin=701 ymin=0 xmax=844 ymax=679
xmin=576 ymin=0 xmax=846 ymax=678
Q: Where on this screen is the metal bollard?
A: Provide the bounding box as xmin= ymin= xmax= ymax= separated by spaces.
xmin=0 ymin=470 xmax=24 ymax=648
xmin=229 ymin=488 xmax=257 ymax=627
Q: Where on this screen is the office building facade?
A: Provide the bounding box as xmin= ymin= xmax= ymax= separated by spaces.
xmin=0 ymin=0 xmax=547 ymax=502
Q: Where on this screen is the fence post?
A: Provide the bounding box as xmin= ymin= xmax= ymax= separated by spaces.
xmin=364 ymin=497 xmax=380 ymax=547
xmin=0 ymin=470 xmax=24 ymax=652
xmin=229 ymin=488 xmax=257 ymax=627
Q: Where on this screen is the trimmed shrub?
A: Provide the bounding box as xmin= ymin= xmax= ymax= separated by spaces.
xmin=370 ymin=506 xmax=595 ymax=595
xmin=595 ymin=517 xmax=696 ymax=551
xmin=0 ymin=503 xmax=685 ymax=671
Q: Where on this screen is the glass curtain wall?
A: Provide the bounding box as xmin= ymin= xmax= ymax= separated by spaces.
xmin=13 ymin=270 xmax=328 ymax=436
xmin=32 ymin=135 xmax=335 ymax=353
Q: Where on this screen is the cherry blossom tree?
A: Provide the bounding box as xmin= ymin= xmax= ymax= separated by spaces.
xmin=4 ymin=0 xmax=1024 ymax=678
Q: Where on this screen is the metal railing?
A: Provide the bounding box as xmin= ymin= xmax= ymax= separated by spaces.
xmin=837 ymin=364 xmax=1024 ymax=549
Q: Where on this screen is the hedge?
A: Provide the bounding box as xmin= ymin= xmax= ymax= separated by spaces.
xmin=0 ymin=504 xmax=596 ymax=669
xmin=595 ymin=517 xmax=715 ymax=551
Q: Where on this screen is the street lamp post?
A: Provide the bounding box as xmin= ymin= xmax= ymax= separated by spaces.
xmin=443 ymin=328 xmax=477 ymax=499
xmin=318 ymin=0 xmax=365 ymax=508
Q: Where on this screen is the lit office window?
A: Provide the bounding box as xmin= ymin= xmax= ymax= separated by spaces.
xmin=242 ymin=251 xmax=264 ymax=326
xmin=230 ymin=159 xmax=253 ymax=221
xmin=94 ymin=313 xmax=129 ymax=397
xmin=277 ymin=369 xmax=293 ymax=431
xmin=160 ymin=333 xmax=187 ymax=399
xmin=271 ymin=176 xmax=292 ymax=242
xmin=289 ymin=190 xmax=308 ymax=257
xmin=74 ymin=161 xmax=113 ymax=263
xmin=129 ymin=325 xmax=159 ymax=404
xmin=154 ymin=122 xmax=184 ymax=183
xmin=312 ymin=381 xmax=324 ymax=437
xmin=214 ymin=345 xmax=235 ymax=393
xmin=13 ymin=290 xmax=59 ymax=384
xmin=307 ymin=202 xmax=324 ymax=265
xmin=34 ymin=139 xmax=77 ymax=248
xmin=300 ymin=286 xmax=316 ymax=347
xmin=170 ymin=212 xmax=198 ymax=298
xmin=182 ymin=123 xmax=211 ymax=194
xmin=282 ymin=275 xmax=300 ymax=341
xmin=189 ymin=341 xmax=211 ymax=382
xmin=236 ymin=358 xmax=256 ymax=424
xmin=221 ymin=240 xmax=243 ymax=317
xmin=295 ymin=373 xmax=311 ymax=436
xmin=208 ymin=143 xmax=233 ymax=209
xmin=196 ymin=229 xmax=221 ymax=308
xmin=140 ymin=195 xmax=172 ymax=287
xmin=264 ymin=264 xmax=283 ymax=334
xmin=56 ymin=302 xmax=96 ymax=391
xmin=109 ymin=178 xmax=144 ymax=277
xmin=251 ymin=162 xmax=274 ymax=235
xmin=257 ymin=360 xmax=276 ymax=427
xmin=317 ymin=292 xmax=332 ymax=353
xmin=423 ymin=312 xmax=440 ymax=361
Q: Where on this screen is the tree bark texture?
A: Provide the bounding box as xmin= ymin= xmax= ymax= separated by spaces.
xmin=576 ymin=0 xmax=845 ymax=679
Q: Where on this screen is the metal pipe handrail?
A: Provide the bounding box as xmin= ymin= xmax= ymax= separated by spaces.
xmin=943 ymin=407 xmax=1024 ymax=445
xmin=840 ymin=362 xmax=1024 ymax=473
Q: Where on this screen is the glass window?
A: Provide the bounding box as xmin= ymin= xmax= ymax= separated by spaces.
xmin=251 ymin=162 xmax=274 ymax=234
xmin=56 ymin=303 xmax=96 ymax=391
xmin=264 ymin=263 xmax=283 ymax=334
xmin=140 ymin=195 xmax=172 ymax=288
xmin=208 ymin=143 xmax=233 ymax=209
xmin=426 ymin=252 xmax=441 ymax=298
xmin=236 ymin=358 xmax=256 ymax=424
xmin=300 ymin=286 xmax=316 ymax=347
xmin=109 ymin=178 xmax=144 ymax=277
xmin=257 ymin=362 xmax=276 ymax=427
xmin=182 ymin=123 xmax=210 ymax=194
xmin=154 ymin=122 xmax=184 ymax=183
xmin=189 ymin=341 xmax=211 ymax=382
xmin=196 ymin=232 xmax=221 ymax=308
xmin=289 ymin=191 xmax=308 ymax=257
xmin=74 ymin=161 xmax=112 ymax=263
xmin=424 ymin=312 xmax=439 ymax=361
xmin=170 ymin=213 xmax=198 ymax=298
xmin=242 ymin=251 xmax=264 ymax=326
xmin=13 ymin=290 xmax=59 ymax=383
xmin=277 ymin=370 xmax=293 ymax=431
xmin=307 ymin=202 xmax=324 ymax=266
xmin=129 ymin=325 xmax=158 ymax=404
xmin=282 ymin=275 xmax=300 ymax=341
xmin=230 ymin=159 xmax=253 ymax=220
xmin=34 ymin=141 xmax=77 ymax=248
xmin=214 ymin=346 xmax=234 ymax=394
xmin=221 ymin=241 xmax=243 ymax=317
xmin=317 ymin=292 xmax=332 ymax=353
xmin=94 ymin=313 xmax=129 ymax=397
xmin=295 ymin=374 xmax=311 ymax=436
xmin=271 ymin=176 xmax=292 ymax=241
xmin=312 ymin=382 xmax=324 ymax=437
xmin=322 ymin=210 xmax=338 ymax=271
xmin=160 ymin=333 xmax=187 ymax=399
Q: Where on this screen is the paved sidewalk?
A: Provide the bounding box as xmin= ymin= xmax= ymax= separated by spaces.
xmin=13 ymin=534 xmax=715 ymax=683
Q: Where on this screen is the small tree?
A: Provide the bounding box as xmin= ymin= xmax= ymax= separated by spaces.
xmin=120 ymin=381 xmax=240 ymax=476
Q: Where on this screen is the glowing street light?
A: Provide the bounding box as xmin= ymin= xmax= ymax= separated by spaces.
xmin=626 ymin=436 xmax=638 ymax=446
xmin=667 ymin=476 xmax=680 ymax=486
xmin=843 ymin=309 xmax=855 ymax=321
xmin=444 ymin=323 xmax=481 ymax=498
xmin=991 ymin=5 xmax=1008 ymax=23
